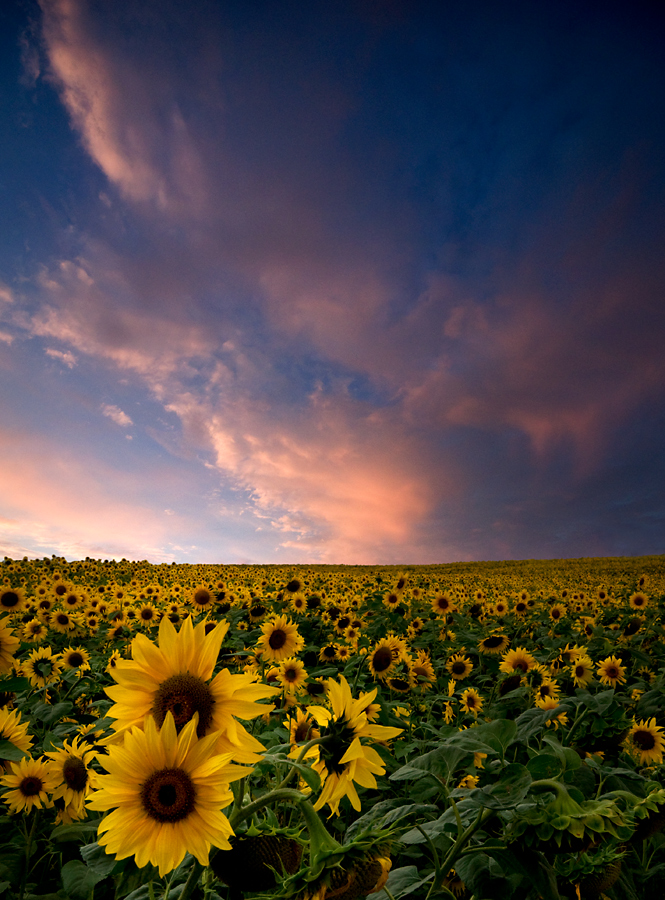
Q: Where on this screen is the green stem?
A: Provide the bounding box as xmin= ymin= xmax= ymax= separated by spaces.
xmin=434 ymin=806 xmax=495 ymax=892
xmin=273 ymin=736 xmax=332 ymax=791
xmin=175 ymin=861 xmax=203 ymax=900
xmin=18 ymin=809 xmax=39 ymax=900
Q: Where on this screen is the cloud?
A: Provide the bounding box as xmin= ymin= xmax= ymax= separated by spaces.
xmin=0 ymin=284 xmax=14 ymax=304
xmin=39 ymin=0 xmax=208 ymax=213
xmin=45 ymin=347 xmax=77 ymax=367
xmin=0 ymin=332 xmax=14 ymax=346
xmin=101 ymin=404 xmax=133 ymax=428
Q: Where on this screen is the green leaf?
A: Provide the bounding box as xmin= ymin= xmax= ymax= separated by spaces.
xmin=369 ymin=865 xmax=434 ymax=900
xmin=31 ymin=701 xmax=74 ymax=726
xmin=61 ymin=860 xmax=106 ymax=900
xmin=287 ymin=760 xmax=321 ymax=793
xmin=346 ymin=800 xmax=438 ymax=839
xmin=391 ymin=745 xmax=469 ymax=782
xmin=0 ymin=739 xmax=29 ymax=761
xmin=0 ymin=677 xmax=29 ymax=693
xmin=50 ymin=822 xmax=100 ymax=842
xmin=80 ymin=842 xmax=118 ymax=877
xmin=527 ymin=754 xmax=563 ymax=779
xmin=464 ymin=763 xmax=532 ymax=809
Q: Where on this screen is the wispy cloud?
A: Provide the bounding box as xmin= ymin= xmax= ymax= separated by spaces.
xmin=101 ymin=404 xmax=132 ymax=428
xmin=45 ymin=347 xmax=76 ymax=367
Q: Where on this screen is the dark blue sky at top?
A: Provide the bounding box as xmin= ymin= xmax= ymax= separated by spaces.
xmin=0 ymin=0 xmax=663 ymax=563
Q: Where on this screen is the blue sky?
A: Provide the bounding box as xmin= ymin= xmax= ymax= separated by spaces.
xmin=0 ymin=0 xmax=664 ymax=563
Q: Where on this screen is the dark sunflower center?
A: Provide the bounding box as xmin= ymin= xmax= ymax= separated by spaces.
xmin=268 ymin=629 xmax=287 ymax=650
xmin=389 ymin=678 xmax=410 ymax=691
xmin=624 ymin=619 xmax=641 ymax=635
xmin=283 ymin=667 xmax=299 ymax=682
xmin=141 ymin=609 xmax=154 ymax=620
xmin=56 ymin=614 xmax=69 ymax=625
xmin=20 ymin=776 xmax=43 ymax=797
xmin=68 ymin=652 xmax=84 ymax=667
xmin=606 ymin=666 xmax=619 ymax=679
xmin=193 ymin=590 xmax=212 ymax=606
xmin=633 ymin=730 xmax=656 ymax=751
xmin=372 ymin=648 xmax=392 ymax=672
xmin=452 ymin=662 xmax=466 ymax=675
xmin=63 ymin=756 xmax=88 ymax=791
xmin=140 ymin=768 xmax=196 ymax=822
xmin=152 ymin=674 xmax=214 ymax=736
xmin=465 ymin=695 xmax=477 ymax=708
xmin=286 ymin=579 xmax=302 ymax=593
xmin=483 ymin=636 xmax=504 ymax=648
xmin=1 ymin=592 xmax=19 ymax=608
xmin=295 ymin=721 xmax=313 ymax=742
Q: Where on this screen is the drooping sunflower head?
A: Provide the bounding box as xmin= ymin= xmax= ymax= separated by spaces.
xmin=477 ymin=634 xmax=509 ymax=655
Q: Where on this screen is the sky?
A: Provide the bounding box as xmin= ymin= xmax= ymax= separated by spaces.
xmin=0 ymin=0 xmax=664 ymax=565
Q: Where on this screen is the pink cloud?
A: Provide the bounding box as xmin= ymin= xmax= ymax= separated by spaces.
xmin=39 ymin=0 xmax=207 ymax=214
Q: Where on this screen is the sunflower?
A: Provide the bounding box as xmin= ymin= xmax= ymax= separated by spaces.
xmin=289 ymin=593 xmax=307 ymax=615
xmin=446 ymin=654 xmax=473 ymax=681
xmin=549 ymin=603 xmax=567 ymax=622
xmin=288 ymin=708 xmax=320 ymax=758
xmin=307 ymin=676 xmax=402 ymax=815
xmin=106 ymin=616 xmax=278 ymax=763
xmin=0 ymin=587 xmax=25 ymax=614
xmin=535 ymin=695 xmax=568 ymax=730
xmin=22 ymin=618 xmax=48 ymax=643
xmin=460 ymin=688 xmax=483 ymax=718
xmin=50 ymin=609 xmax=77 ymax=633
xmin=256 ymin=615 xmax=304 ymax=663
xmin=477 ymin=634 xmax=509 ymax=655
xmin=45 ymin=736 xmax=97 ymax=820
xmin=62 ymin=646 xmax=91 ymax=672
xmin=629 ymin=592 xmax=648 ymax=611
xmin=136 ymin=603 xmax=159 ymax=627
xmin=571 ymin=655 xmax=594 ymax=688
xmin=0 ymin=621 xmax=20 ymax=675
xmin=431 ymin=593 xmax=455 ymax=615
xmin=624 ymin=718 xmax=664 ymax=766
xmin=596 ymin=655 xmax=627 ymax=688
xmin=278 ymin=658 xmax=308 ymax=694
xmin=499 ymin=647 xmax=536 ymax=674
xmin=24 ymin=646 xmax=63 ymax=688
xmin=411 ymin=651 xmax=436 ymax=690
xmin=190 ymin=586 xmax=215 ymax=612
xmin=0 ymin=707 xmax=33 ymax=770
xmin=382 ymin=592 xmax=403 ymax=610
xmin=367 ymin=639 xmax=399 ymax=680
xmin=88 ymin=713 xmax=248 ymax=877
xmin=1 ymin=756 xmax=59 ymax=813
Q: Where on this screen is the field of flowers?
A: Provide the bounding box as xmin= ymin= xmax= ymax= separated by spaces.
xmin=0 ymin=554 xmax=663 ymax=900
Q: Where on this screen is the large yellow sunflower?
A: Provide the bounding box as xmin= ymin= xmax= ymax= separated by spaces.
xmin=105 ymin=616 xmax=278 ymax=763
xmin=256 ymin=615 xmax=304 ymax=662
xmin=88 ymin=713 xmax=248 ymax=877
xmin=596 ymin=655 xmax=626 ymax=688
xmin=45 ymin=736 xmax=97 ymax=820
xmin=24 ymin=646 xmax=63 ymax=688
xmin=499 ymin=647 xmax=537 ymax=674
xmin=624 ymin=718 xmax=664 ymax=766
xmin=1 ymin=755 xmax=59 ymax=813
xmin=307 ymin=676 xmax=402 ymax=815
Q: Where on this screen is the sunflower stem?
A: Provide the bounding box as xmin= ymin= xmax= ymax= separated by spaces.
xmin=176 ymin=861 xmax=203 ymax=900
xmin=18 ymin=809 xmax=38 ymax=900
xmin=273 ymin=735 xmax=332 ymax=790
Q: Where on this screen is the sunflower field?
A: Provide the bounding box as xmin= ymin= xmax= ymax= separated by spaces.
xmin=0 ymin=554 xmax=663 ymax=900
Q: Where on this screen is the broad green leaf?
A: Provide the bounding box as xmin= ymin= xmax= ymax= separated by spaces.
xmin=61 ymin=860 xmax=106 ymax=900
xmin=0 ymin=740 xmax=29 ymax=762
xmin=80 ymin=842 xmax=118 ymax=877
xmin=527 ymin=754 xmax=563 ymax=779
xmin=369 ymin=865 xmax=434 ymax=899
